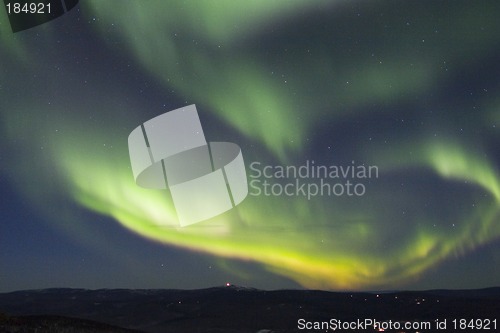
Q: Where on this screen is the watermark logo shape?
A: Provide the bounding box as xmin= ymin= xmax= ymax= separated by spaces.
xmin=128 ymin=105 xmax=248 ymax=226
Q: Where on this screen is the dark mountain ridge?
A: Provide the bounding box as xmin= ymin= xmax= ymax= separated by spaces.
xmin=0 ymin=286 xmax=498 ymax=332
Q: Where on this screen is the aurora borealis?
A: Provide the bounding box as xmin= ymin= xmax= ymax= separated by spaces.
xmin=1 ymin=0 xmax=499 ymax=291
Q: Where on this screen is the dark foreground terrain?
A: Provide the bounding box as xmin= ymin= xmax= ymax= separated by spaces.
xmin=0 ymin=286 xmax=498 ymax=332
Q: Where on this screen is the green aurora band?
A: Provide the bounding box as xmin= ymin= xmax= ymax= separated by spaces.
xmin=1 ymin=0 xmax=499 ymax=290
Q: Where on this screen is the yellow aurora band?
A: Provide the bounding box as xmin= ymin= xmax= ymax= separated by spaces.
xmin=1 ymin=0 xmax=499 ymax=290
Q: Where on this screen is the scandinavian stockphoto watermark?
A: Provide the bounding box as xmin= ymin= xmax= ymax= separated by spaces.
xmin=127 ymin=105 xmax=377 ymax=226
xmin=127 ymin=105 xmax=248 ymax=227
xmin=249 ymin=160 xmax=378 ymax=199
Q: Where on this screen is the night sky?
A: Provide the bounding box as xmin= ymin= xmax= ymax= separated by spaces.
xmin=1 ymin=0 xmax=499 ymax=292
